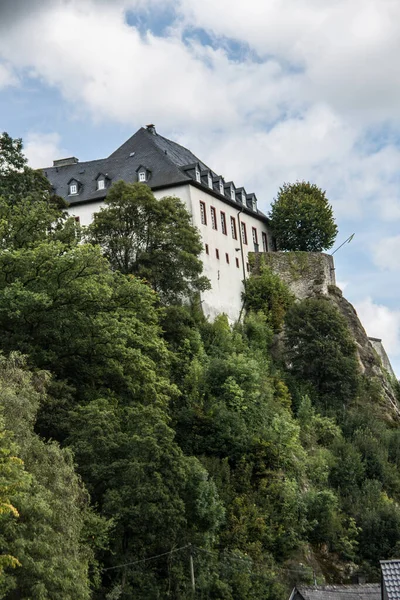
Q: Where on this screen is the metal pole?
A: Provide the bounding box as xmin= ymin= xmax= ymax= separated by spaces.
xmin=189 ymin=545 xmax=195 ymax=595
xmin=331 ymin=233 xmax=355 ymax=256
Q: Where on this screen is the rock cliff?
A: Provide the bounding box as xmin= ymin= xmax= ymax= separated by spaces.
xmin=256 ymin=251 xmax=400 ymax=420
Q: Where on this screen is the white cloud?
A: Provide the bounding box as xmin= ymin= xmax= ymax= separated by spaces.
xmin=1 ymin=0 xmax=400 ymax=222
xmin=373 ymin=236 xmax=400 ymax=271
xmin=178 ymin=0 xmax=400 ymax=122
xmin=23 ymin=132 xmax=64 ymax=169
xmin=0 ymin=3 xmax=242 ymax=129
xmin=0 ymin=63 xmax=17 ymax=89
xmin=355 ymin=297 xmax=400 ymax=356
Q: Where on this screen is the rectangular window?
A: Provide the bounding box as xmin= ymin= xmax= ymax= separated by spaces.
xmin=230 ymin=216 xmax=237 ymax=239
xmin=97 ymin=179 xmax=105 ymax=190
xmin=139 ymin=171 xmax=146 ymax=182
xmin=74 ymin=215 xmax=80 ymax=223
xmin=246 ymin=263 xmax=250 ymax=273
xmin=210 ymin=206 xmax=217 ymax=230
xmin=216 ymin=248 xmax=220 ymax=259
xmin=70 ymin=184 xmax=77 ymax=195
xmin=200 ymin=201 xmax=207 ymax=225
xmin=221 ymin=212 xmax=227 ymax=235
xmin=205 ymin=243 xmax=209 ymax=255
xmin=262 ymin=232 xmax=268 ymax=252
xmin=241 ymin=222 xmax=248 ymax=245
xmin=235 ymin=257 xmax=240 ymax=268
xmin=225 ymin=253 xmax=229 ymax=264
xmin=252 ymin=227 xmax=259 ymax=251
xmin=195 ymin=169 xmax=201 ymax=183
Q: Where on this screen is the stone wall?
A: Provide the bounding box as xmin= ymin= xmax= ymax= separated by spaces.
xmin=255 ymin=251 xmax=336 ymax=299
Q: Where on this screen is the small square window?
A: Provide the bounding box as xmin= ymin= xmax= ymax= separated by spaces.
xmin=225 ymin=253 xmax=229 ymax=264
xmin=70 ymin=184 xmax=77 ymax=195
xmin=235 ymin=257 xmax=240 ymax=268
xmin=98 ymin=179 xmax=105 ymax=190
xmin=139 ymin=171 xmax=146 ymax=182
xmin=216 ymin=249 xmax=220 ymax=260
xmin=205 ymin=243 xmax=209 ymax=255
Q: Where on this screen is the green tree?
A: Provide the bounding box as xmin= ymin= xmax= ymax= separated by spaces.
xmin=0 ymin=354 xmax=100 ymax=599
xmin=242 ymin=260 xmax=294 ymax=331
xmin=0 ymin=242 xmax=173 ymax=418
xmin=86 ymin=181 xmax=210 ymax=303
xmin=269 ymin=181 xmax=338 ymax=251
xmin=284 ymin=298 xmax=359 ymax=411
xmin=68 ymin=397 xmax=224 ymax=598
xmin=0 ymin=132 xmax=75 ymax=250
xmin=0 ymin=417 xmax=27 ymax=597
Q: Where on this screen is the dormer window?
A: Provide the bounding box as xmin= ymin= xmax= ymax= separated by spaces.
xmin=69 ymin=183 xmax=77 ymax=195
xmin=241 ymin=192 xmax=246 ymax=204
xmin=136 ymin=165 xmax=150 ymax=183
xmin=195 ymin=169 xmax=201 ymax=183
xmin=207 ymin=173 xmax=213 ymax=189
xmin=252 ymin=199 xmax=257 ymax=211
xmin=97 ymin=179 xmax=105 ymax=190
xmin=230 ymin=187 xmax=235 ymax=201
xmin=219 ymin=181 xmax=224 ymax=195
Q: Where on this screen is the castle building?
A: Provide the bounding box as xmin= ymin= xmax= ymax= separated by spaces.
xmin=43 ymin=125 xmax=273 ymax=321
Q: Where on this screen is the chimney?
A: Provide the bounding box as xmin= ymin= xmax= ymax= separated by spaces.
xmin=146 ymin=124 xmax=156 ymax=135
xmin=53 ymin=157 xmax=79 ymax=167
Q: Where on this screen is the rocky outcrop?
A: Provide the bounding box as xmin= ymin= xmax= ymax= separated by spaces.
xmin=254 ymin=251 xmax=400 ymax=420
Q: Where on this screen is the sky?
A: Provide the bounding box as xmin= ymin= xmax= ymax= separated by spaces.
xmin=1 ymin=0 xmax=400 ymax=375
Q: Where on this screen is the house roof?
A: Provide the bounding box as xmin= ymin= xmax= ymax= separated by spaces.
xmin=42 ymin=126 xmax=268 ymax=222
xmin=292 ymin=584 xmax=381 ymax=600
xmin=381 ymin=560 xmax=400 ymax=599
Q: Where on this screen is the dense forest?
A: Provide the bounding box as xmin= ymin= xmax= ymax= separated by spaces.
xmin=1 ymin=133 xmax=400 ymax=599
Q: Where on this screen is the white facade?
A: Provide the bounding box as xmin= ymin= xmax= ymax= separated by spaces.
xmin=68 ymin=183 xmax=271 ymax=322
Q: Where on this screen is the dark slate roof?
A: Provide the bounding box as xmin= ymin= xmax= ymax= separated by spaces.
xmin=42 ymin=126 xmax=268 ymax=222
xmin=381 ymin=560 xmax=400 ymax=599
xmin=293 ymin=584 xmax=381 ymax=600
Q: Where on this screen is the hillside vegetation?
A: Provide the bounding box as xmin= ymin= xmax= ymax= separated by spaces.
xmin=1 ymin=133 xmax=400 ymax=599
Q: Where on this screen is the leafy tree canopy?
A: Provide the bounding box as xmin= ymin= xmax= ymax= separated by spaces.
xmin=269 ymin=181 xmax=338 ymax=251
xmin=0 ymin=132 xmax=74 ymax=250
xmin=284 ymin=298 xmax=360 ymax=411
xmin=0 ymin=354 xmax=101 ymax=599
xmin=86 ymin=181 xmax=210 ymax=303
xmin=242 ymin=259 xmax=294 ymax=332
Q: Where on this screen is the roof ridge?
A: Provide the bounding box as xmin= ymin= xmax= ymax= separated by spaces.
xmin=142 ymin=129 xmax=193 ymax=179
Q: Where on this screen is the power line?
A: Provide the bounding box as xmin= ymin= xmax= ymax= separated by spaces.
xmin=103 ymin=542 xmax=313 ymax=578
xmin=103 ymin=544 xmax=191 ymax=571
